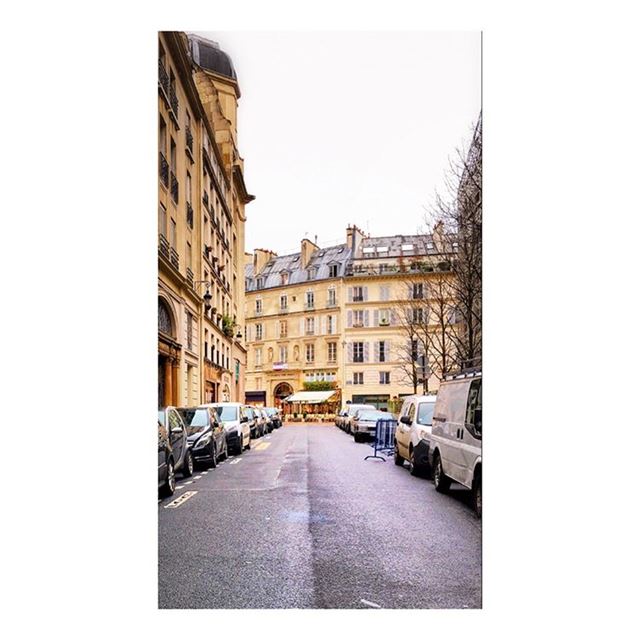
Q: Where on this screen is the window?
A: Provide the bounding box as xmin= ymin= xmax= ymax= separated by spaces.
xmin=281 ymin=272 xmax=289 ymax=286
xmin=401 ymin=244 xmax=414 ymax=252
xmin=379 ymin=285 xmax=390 ymax=301
xmin=186 ymin=242 xmax=192 ymax=270
xmin=255 ymin=299 xmax=262 ymax=314
xmin=256 ymin=277 xmax=264 ymax=290
xmin=255 ymin=323 xmax=263 ymax=340
xmin=305 ymin=317 xmax=315 ymax=335
xmin=328 ymin=288 xmax=337 ymax=307
xmin=159 ymin=203 xmax=167 ymax=236
xmin=280 ymin=294 xmax=288 ymax=310
xmin=279 ymin=320 xmax=287 ymax=338
xmin=412 ymin=308 xmax=425 ymax=324
xmin=305 ymin=344 xmax=315 ymax=363
xmin=353 ymin=286 xmax=364 ymax=302
xmin=353 ymin=372 xmax=364 ymax=385
xmin=279 ymin=346 xmax=288 ymax=363
xmin=353 ymin=341 xmax=364 ymax=363
xmin=412 ymin=283 xmax=424 ymax=300
xmin=379 ymin=309 xmax=390 ymax=326
xmin=186 ymin=172 xmax=192 ymax=204
xmin=327 ymin=315 xmax=335 ymax=335
xmin=354 ymin=310 xmax=365 ymax=327
xmin=328 ymin=342 xmax=337 ymax=363
xmin=411 ymin=339 xmax=419 ymax=362
xmin=305 ymin=291 xmax=314 ymax=309
xmin=417 ymin=402 xmax=435 ymax=426
xmin=378 ymin=341 xmax=386 ymax=363
xmin=170 ymin=219 xmax=177 ymax=249
xmin=255 ymin=348 xmax=262 ymax=366
xmin=307 ymin=268 xmax=317 ymax=281
xmin=379 ymin=371 xmax=390 ymax=385
xmin=159 ymin=117 xmax=167 ymax=155
xmin=329 ymin=264 xmax=339 ymax=278
xmin=170 ymin=137 xmax=176 ymax=171
xmin=186 ymin=312 xmax=193 ymax=350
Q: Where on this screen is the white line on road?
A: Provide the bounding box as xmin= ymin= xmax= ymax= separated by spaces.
xmin=164 ymin=491 xmax=197 ymax=509
xmin=194 ymin=475 xmax=202 ymax=480
xmin=175 ymin=485 xmax=184 ymax=490
xmin=184 ymin=480 xmax=194 ymax=484
xmin=360 ymin=599 xmax=381 ymax=609
xmin=229 ymin=458 xmax=242 ymax=465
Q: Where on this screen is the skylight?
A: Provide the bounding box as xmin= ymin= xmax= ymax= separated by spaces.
xmin=362 ymin=247 xmax=375 ymax=254
xmin=376 ymin=246 xmax=389 ymax=253
xmin=401 ymin=244 xmax=414 ymax=251
xmin=427 ymin=242 xmax=434 ymax=250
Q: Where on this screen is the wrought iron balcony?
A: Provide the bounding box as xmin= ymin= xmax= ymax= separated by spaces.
xmin=186 ymin=127 xmax=193 ymax=153
xmin=170 ymin=172 xmax=179 ymax=204
xmin=186 ymin=202 xmax=193 ymax=228
xmin=159 ymin=153 xmax=169 ymax=186
xmin=158 ymin=60 xmax=169 ymax=96
xmin=203 ymin=191 xmax=209 ymax=207
xmin=170 ymin=247 xmax=179 ymax=270
xmin=304 ymin=303 xmax=315 ymax=311
xmin=169 ymin=86 xmax=179 ymax=119
xmin=159 ymin=234 xmax=170 ymax=260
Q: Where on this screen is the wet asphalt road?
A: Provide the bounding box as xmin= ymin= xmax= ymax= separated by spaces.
xmin=158 ymin=424 xmax=481 ymax=609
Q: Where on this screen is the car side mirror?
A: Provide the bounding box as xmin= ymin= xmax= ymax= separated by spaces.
xmin=400 ymin=415 xmax=411 ymax=425
xmin=241 ymin=416 xmax=248 ymax=423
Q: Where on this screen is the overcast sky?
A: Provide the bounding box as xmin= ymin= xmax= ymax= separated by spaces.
xmin=195 ymin=31 xmax=481 ymax=256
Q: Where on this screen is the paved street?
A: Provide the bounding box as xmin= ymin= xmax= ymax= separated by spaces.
xmin=158 ymin=424 xmax=481 ymax=609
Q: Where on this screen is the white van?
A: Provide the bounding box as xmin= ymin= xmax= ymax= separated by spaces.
xmin=428 ymin=373 xmax=482 ymax=517
xmin=394 ymin=395 xmax=437 ymax=476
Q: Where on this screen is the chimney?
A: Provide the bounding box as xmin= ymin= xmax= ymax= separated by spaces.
xmin=253 ymin=248 xmax=276 ymax=274
xmin=301 ymin=237 xmax=319 ymax=269
xmin=346 ymin=224 xmax=365 ymax=253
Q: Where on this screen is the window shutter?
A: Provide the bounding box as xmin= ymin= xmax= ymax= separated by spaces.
xmin=364 ymin=310 xmax=370 ymax=327
xmin=348 ymin=342 xmax=353 ymax=363
xmin=347 ymin=310 xmax=353 ymax=327
xmin=300 ymin=318 xmax=305 ymax=335
xmin=364 ymin=342 xmax=369 ymax=362
xmin=390 ymin=310 xmax=397 ymax=326
xmin=348 ymin=287 xmax=353 ymax=302
xmin=373 ymin=341 xmax=379 ymax=363
xmin=384 ymin=341 xmax=390 ymax=362
xmin=373 ymin=309 xmax=379 ymax=326
xmin=320 ymin=316 xmax=325 ymax=335
xmin=363 ymin=286 xmax=368 ymax=301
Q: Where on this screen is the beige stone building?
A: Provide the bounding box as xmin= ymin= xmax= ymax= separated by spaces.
xmin=158 ymin=32 xmax=253 ymax=408
xmin=244 ymin=226 xmax=455 ymax=411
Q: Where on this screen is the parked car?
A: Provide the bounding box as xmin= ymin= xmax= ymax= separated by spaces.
xmin=176 ymin=406 xmax=228 ymax=468
xmin=210 ymin=402 xmax=252 ymax=455
xmin=352 ymin=408 xmax=395 ymax=443
xmin=394 ymin=395 xmax=437 ymax=476
xmin=265 ymin=407 xmax=282 ymax=429
xmin=250 ymin=406 xmax=267 ymax=437
xmin=158 ymin=420 xmax=176 ymax=497
xmin=259 ymin=408 xmax=272 ymax=434
xmin=340 ymin=404 xmax=376 ymax=434
xmin=428 ymin=373 xmax=482 ymax=518
xmin=158 ymin=407 xmax=193 ymax=496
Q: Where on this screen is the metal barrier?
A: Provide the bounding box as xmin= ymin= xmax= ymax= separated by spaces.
xmin=364 ymin=418 xmax=398 ymax=461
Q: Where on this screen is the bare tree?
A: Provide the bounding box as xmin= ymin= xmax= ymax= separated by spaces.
xmin=426 ymin=114 xmax=482 ymax=372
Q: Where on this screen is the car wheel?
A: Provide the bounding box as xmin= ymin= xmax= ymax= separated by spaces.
xmin=394 ymin=443 xmax=404 ymax=466
xmin=433 ymin=453 xmax=451 ymax=493
xmin=409 ymin=448 xmax=421 ymax=477
xmin=160 ymin=459 xmax=176 ymax=497
xmin=473 ymin=477 xmax=482 ymax=518
xmin=246 ymin=438 xmax=251 ymax=450
xmin=353 ymin=432 xmax=361 ymax=443
xmin=182 ymin=450 xmax=194 ymax=478
xmin=221 ymin=442 xmax=228 ymax=461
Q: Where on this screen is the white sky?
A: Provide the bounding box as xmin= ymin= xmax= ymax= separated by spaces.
xmin=196 ymin=31 xmax=481 ymax=255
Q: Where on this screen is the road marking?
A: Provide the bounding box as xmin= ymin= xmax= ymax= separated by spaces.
xmin=184 ymin=480 xmax=194 ymax=484
xmin=360 ymin=599 xmax=381 ymax=609
xmin=164 ymin=491 xmax=197 ymax=509
xmin=229 ymin=458 xmax=242 ymax=465
xmin=175 ymin=485 xmax=184 ymax=490
xmin=255 ymin=442 xmax=271 ymax=451
xmin=194 ymin=475 xmax=202 ymax=480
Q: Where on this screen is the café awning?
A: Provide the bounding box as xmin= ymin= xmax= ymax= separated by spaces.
xmin=283 ymin=391 xmax=338 ymax=404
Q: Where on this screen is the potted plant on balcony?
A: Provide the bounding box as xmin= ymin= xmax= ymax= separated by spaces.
xmin=222 ymin=314 xmax=235 ymax=338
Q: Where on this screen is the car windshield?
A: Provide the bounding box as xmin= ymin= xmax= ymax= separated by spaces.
xmin=157 ymin=411 xmax=165 ymax=426
xmin=177 ymin=409 xmax=210 ymax=435
xmin=349 ymin=405 xmax=373 ymax=416
xmin=215 ymin=406 xmax=238 ymax=422
xmin=417 ymin=402 xmax=435 ymax=426
xmin=358 ymin=411 xmax=385 ymax=421
xmin=265 ymin=408 xmax=276 ymax=416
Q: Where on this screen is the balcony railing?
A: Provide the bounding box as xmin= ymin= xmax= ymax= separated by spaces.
xmin=159 ymin=153 xmax=168 ymax=187
xmin=186 ymin=127 xmax=193 ymax=153
xmin=170 ymin=172 xmax=179 ymax=204
xmin=305 ymin=330 xmax=315 ymax=336
xmin=170 ymin=247 xmax=179 ymax=270
xmin=169 ymin=86 xmax=179 ymax=119
xmin=203 ymin=191 xmax=209 ymax=208
xmin=304 ymin=303 xmax=315 ymax=311
xmin=158 ymin=60 xmax=169 ymax=96
xmin=327 ymin=301 xmax=338 ymax=308
xmin=280 ymin=306 xmax=289 ymax=313
xmin=159 ymin=234 xmax=170 ymax=260
xmin=186 ymin=202 xmax=193 ymax=228
xmin=186 ymin=267 xmax=194 ymax=287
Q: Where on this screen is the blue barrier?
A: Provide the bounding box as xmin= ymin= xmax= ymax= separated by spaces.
xmin=364 ymin=418 xmax=398 ymax=461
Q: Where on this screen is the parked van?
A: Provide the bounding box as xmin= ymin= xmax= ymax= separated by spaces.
xmin=394 ymin=395 xmax=437 ymax=476
xmin=428 ymin=373 xmax=482 ymax=517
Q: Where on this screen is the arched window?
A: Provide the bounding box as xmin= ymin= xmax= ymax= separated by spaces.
xmin=158 ymin=298 xmax=174 ymax=337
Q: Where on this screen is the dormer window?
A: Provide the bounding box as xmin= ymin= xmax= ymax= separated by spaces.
xmin=329 ymin=264 xmax=339 ymax=278
xmin=376 ymin=246 xmax=389 ymax=253
xmin=401 ymin=244 xmax=414 ymax=252
xmin=362 ymin=247 xmax=375 ymax=254
xmin=256 ymin=277 xmax=265 ymax=290
xmin=307 ymin=268 xmax=317 ymax=281
xmin=280 ymin=271 xmax=289 ymax=286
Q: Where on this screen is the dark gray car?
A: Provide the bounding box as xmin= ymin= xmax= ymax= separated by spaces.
xmin=176 ymin=406 xmax=228 ymax=468
xmin=158 ymin=407 xmax=193 ymax=497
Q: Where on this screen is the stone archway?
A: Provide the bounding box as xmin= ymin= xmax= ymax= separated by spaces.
xmin=273 ymin=382 xmax=293 ymax=409
xmin=158 ymin=296 xmax=181 ymax=408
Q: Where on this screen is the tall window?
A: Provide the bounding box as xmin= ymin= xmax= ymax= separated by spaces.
xmin=279 ymin=320 xmax=288 ymax=338
xmin=159 ymin=117 xmax=167 ymax=156
xmin=305 ymin=291 xmax=314 ymax=309
xmin=412 ymin=308 xmax=424 ymax=324
xmin=353 ymin=372 xmax=364 ymax=385
xmin=280 ymin=294 xmax=288 ymax=310
xmin=255 ymin=323 xmax=263 ymax=340
xmin=379 ymin=371 xmax=390 ymax=385
xmin=328 ymin=288 xmax=336 ymax=307
xmin=328 ymin=342 xmax=337 ymax=363
xmin=159 ymin=203 xmax=167 ymax=236
xmin=170 ymin=138 xmax=176 ymax=171
xmin=327 ymin=315 xmax=335 ymax=335
xmin=256 ymin=277 xmax=264 ymax=290
xmin=255 ymin=299 xmax=262 ymax=314
xmin=412 ymin=283 xmax=424 ymax=300
xmin=186 ymin=312 xmax=193 ymax=350
xmin=354 ymin=310 xmax=365 ymax=327
xmin=170 ymin=219 xmax=177 ymax=249
xmin=186 ymin=242 xmax=192 ymax=270
xmin=353 ymin=286 xmax=364 ymax=302
xmin=305 ymin=344 xmax=315 ymax=363
xmin=186 ymin=172 xmax=192 ymax=203
xmin=380 ymin=285 xmax=390 ymax=301
xmin=353 ymin=341 xmax=364 ymax=363
xmin=378 ymin=341 xmax=386 ymax=363
xmin=305 ymin=317 xmax=315 ymax=335
xmin=279 ymin=346 xmax=288 ymax=363
xmin=255 ymin=348 xmax=262 ymax=366
xmin=329 ymin=264 xmax=338 ymax=278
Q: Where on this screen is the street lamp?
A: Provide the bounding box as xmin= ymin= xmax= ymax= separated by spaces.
xmin=194 ymin=280 xmax=212 ymax=311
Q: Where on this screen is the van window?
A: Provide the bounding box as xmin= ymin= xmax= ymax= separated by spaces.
xmin=416 ymin=402 xmax=435 ymax=426
xmin=466 ymin=379 xmax=482 ymax=424
xmin=407 ymin=403 xmax=416 ymax=422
